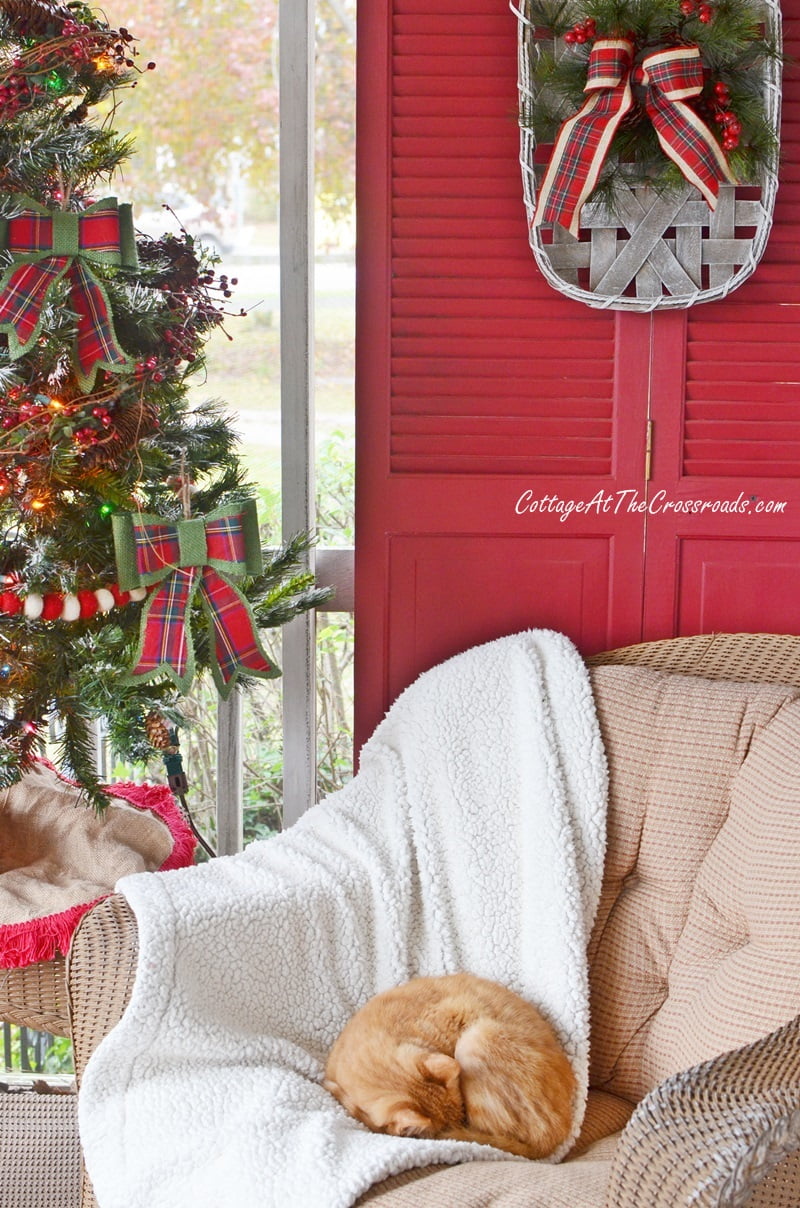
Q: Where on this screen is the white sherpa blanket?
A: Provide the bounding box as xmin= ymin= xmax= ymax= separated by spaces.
xmin=79 ymin=629 xmax=608 ymax=1208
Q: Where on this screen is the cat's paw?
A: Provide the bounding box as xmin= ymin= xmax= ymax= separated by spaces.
xmin=387 ymin=1108 xmax=434 ymax=1138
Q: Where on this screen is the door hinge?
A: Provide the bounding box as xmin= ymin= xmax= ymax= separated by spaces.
xmin=645 ymin=418 xmax=654 ymax=482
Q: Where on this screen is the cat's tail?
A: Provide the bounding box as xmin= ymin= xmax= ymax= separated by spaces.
xmin=436 ymin=1126 xmax=543 ymax=1161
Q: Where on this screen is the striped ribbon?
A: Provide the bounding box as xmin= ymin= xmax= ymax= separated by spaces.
xmin=535 ymin=42 xmax=735 ymax=237
xmin=637 ymin=47 xmax=736 ymax=206
xmin=0 ymin=197 xmax=138 ymax=390
xmin=535 ymin=39 xmax=636 ymax=238
xmin=112 ymin=500 xmax=279 ymax=699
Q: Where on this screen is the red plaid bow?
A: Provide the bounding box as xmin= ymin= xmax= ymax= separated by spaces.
xmin=635 ymin=47 xmax=735 ymax=206
xmin=535 ymin=42 xmax=735 ymax=237
xmin=112 ymin=502 xmax=278 ymax=699
xmin=0 ymin=198 xmax=137 ymax=390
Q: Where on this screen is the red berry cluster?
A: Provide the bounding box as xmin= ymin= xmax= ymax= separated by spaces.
xmin=163 ymin=327 xmax=198 ymax=366
xmin=564 ymin=16 xmax=597 ymax=44
xmin=60 ymin=18 xmax=144 ymax=71
xmin=0 ymin=389 xmax=117 ymax=456
xmin=0 ymin=63 xmax=42 ymax=117
xmin=134 ymin=233 xmax=235 ymax=389
xmin=62 ymin=17 xmax=96 ymax=61
xmin=74 ymin=405 xmax=115 ymax=447
xmin=1 ymin=390 xmax=48 ymax=435
xmin=710 ymin=81 xmax=742 ymax=152
xmin=134 ymin=354 xmax=164 ymax=383
xmin=203 ymin=269 xmax=239 ymax=301
xmin=680 ymin=0 xmax=714 ymax=21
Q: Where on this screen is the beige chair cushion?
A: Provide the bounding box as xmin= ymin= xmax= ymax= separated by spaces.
xmin=0 ymin=761 xmax=175 ymax=928
xmin=356 ymin=1133 xmax=620 ymax=1207
xmin=353 ymin=1083 xmax=632 ymax=1204
xmin=588 ymin=665 xmax=800 ymax=1102
xmin=355 ymin=665 xmax=800 ymax=1206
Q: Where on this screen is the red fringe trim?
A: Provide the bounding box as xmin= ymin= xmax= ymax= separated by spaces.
xmin=0 ymin=764 xmax=197 ymax=969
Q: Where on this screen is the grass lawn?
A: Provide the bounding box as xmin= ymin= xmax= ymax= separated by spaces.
xmin=190 ymin=259 xmax=355 ymax=505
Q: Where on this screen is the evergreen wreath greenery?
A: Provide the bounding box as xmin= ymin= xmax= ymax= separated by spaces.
xmin=521 ymin=0 xmax=781 ymax=215
xmin=0 ymin=0 xmax=331 ymax=806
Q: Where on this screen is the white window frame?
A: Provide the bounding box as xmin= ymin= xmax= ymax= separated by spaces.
xmin=215 ymin=0 xmax=355 ymax=851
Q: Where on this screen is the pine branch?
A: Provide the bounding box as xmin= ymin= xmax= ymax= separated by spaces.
xmin=51 ymin=701 xmax=109 ymax=809
xmin=522 ymin=0 xmax=778 ymax=210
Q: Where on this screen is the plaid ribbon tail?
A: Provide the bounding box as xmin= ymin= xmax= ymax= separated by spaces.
xmin=643 ymin=49 xmax=736 ymax=209
xmin=130 ymin=567 xmax=198 ymax=694
xmin=0 ymin=258 xmax=70 ymax=356
xmin=535 ymin=39 xmax=635 ymax=237
xmin=199 ymin=569 xmax=279 ymax=700
xmin=69 ymin=261 xmax=132 ymax=389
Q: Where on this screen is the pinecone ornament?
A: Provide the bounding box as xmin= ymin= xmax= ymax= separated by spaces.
xmin=145 ymin=710 xmax=173 ymax=751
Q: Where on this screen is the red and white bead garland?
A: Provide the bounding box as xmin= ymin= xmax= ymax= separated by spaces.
xmin=0 ymin=577 xmax=146 ymax=621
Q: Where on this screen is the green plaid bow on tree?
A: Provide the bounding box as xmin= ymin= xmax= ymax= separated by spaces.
xmin=0 ymin=196 xmax=137 ymax=390
xmin=113 ymin=499 xmax=279 ymax=698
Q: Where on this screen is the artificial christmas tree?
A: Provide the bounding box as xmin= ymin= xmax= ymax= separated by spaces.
xmin=0 ymin=0 xmax=328 ymax=806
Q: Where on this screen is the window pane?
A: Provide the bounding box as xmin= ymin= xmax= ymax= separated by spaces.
xmin=101 ymin=0 xmax=356 ymax=836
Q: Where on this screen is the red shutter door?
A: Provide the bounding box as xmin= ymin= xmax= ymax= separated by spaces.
xmin=355 ymin=0 xmax=800 ymax=750
xmin=642 ymin=25 xmax=800 ymax=639
xmin=355 ymin=0 xmax=648 ymax=746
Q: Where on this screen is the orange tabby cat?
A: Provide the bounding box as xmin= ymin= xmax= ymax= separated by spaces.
xmin=323 ymin=972 xmax=576 ymax=1160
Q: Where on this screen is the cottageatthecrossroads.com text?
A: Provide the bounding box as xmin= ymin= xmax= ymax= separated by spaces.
xmin=515 ymin=489 xmax=788 ymax=521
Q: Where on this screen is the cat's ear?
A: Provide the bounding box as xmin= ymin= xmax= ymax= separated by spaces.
xmin=421 ymin=1052 xmax=461 ymax=1089
xmin=390 ymin=1108 xmax=434 ymax=1137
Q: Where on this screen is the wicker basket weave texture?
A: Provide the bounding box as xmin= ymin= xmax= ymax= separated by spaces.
xmin=0 ymin=956 xmax=70 ymax=1037
xmin=69 ymin=633 xmax=800 ymax=1208
xmin=0 ymin=1092 xmax=80 ymax=1208
xmin=68 ymin=894 xmax=138 ymax=1208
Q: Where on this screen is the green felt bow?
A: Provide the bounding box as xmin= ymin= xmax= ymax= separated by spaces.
xmin=0 ymin=196 xmax=138 ymax=390
xmin=113 ymin=500 xmax=279 ymax=698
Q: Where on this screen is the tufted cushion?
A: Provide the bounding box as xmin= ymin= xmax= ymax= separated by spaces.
xmin=588 ymin=665 xmax=800 ymax=1103
xmin=356 ymin=1133 xmax=621 ymax=1207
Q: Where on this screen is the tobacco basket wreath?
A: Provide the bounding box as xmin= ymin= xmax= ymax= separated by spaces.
xmin=514 ymin=0 xmax=782 ymax=309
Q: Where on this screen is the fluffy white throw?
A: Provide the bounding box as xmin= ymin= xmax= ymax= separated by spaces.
xmin=79 ymin=629 xmax=608 ymax=1208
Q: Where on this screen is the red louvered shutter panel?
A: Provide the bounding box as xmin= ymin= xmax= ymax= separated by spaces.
xmin=356 ymin=0 xmax=647 ymax=745
xmin=642 ymin=16 xmax=800 ymax=638
xmin=355 ymin=0 xmax=800 ymax=749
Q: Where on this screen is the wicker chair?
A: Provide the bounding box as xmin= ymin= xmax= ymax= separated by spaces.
xmin=0 ymin=956 xmax=71 ymax=1038
xmin=66 ymin=633 xmax=800 ymax=1208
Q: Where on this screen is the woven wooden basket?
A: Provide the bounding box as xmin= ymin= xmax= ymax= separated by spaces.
xmin=515 ymin=0 xmax=783 ymax=310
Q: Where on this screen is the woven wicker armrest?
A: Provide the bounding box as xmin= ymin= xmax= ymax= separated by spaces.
xmin=66 ymin=893 xmax=138 ymax=1084
xmin=605 ymin=1016 xmax=800 ymax=1208
xmin=66 ymin=894 xmax=138 ymax=1208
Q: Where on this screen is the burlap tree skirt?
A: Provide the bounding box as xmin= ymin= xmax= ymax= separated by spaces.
xmin=0 ymin=759 xmax=195 ymax=970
